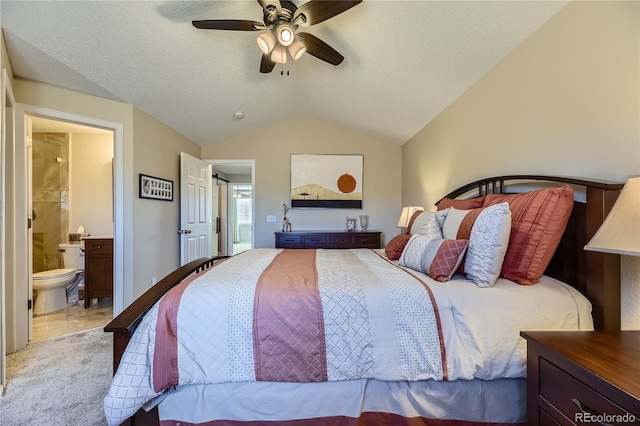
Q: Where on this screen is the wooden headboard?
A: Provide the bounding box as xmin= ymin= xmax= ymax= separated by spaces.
xmin=436 ymin=175 xmax=624 ymax=331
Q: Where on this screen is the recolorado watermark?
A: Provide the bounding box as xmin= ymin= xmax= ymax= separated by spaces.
xmin=575 ymin=412 xmax=636 ymax=423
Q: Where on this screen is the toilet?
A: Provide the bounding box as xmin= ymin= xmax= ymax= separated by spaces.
xmin=32 ymin=242 xmax=85 ymax=315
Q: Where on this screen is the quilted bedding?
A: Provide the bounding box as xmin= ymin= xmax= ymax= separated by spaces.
xmin=104 ymin=248 xmax=592 ymax=425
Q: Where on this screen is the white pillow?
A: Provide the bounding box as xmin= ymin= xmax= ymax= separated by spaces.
xmin=440 ymin=203 xmax=512 ymax=287
xmin=413 ymin=211 xmax=443 ymax=239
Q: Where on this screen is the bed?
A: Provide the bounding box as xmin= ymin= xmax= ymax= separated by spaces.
xmin=104 ymin=175 xmax=623 ymax=426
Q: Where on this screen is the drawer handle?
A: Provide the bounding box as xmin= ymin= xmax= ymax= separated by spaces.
xmin=572 ymin=398 xmax=614 ymax=426
xmin=284 ymin=239 xmax=296 ymax=242
xmin=309 ymin=239 xmax=321 ymax=242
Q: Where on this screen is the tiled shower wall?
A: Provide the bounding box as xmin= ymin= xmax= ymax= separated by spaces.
xmin=32 ymin=132 xmax=69 ymax=273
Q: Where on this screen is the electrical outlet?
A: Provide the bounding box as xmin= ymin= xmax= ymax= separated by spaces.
xmin=152 ymin=276 xmax=157 ymax=285
xmin=266 ymin=215 xmax=277 ymax=223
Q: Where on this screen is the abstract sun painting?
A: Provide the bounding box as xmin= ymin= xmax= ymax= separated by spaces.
xmin=290 ymin=154 xmax=363 ymax=208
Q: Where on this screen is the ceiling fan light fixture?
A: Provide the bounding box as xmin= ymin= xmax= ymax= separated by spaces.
xmin=276 ymin=24 xmax=295 ymax=47
xmin=288 ymin=39 xmax=306 ymax=60
xmin=257 ymin=31 xmax=277 ymax=54
xmin=271 ymin=45 xmax=288 ymax=64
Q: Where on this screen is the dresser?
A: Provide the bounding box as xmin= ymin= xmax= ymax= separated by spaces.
xmin=521 ymin=331 xmax=640 ymax=425
xmin=275 ymin=230 xmax=381 ymax=249
xmin=83 ymin=236 xmax=113 ymax=308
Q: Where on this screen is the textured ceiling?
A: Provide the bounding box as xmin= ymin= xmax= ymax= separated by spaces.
xmin=0 ymin=0 xmax=568 ymax=146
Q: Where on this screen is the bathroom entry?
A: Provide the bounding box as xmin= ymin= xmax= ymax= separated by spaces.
xmin=30 ymin=117 xmax=114 ymax=341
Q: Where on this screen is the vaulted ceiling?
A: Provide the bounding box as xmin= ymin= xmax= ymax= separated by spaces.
xmin=0 ymin=0 xmax=568 ymax=146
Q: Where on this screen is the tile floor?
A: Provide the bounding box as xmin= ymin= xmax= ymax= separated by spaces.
xmin=31 ymin=298 xmax=113 ymax=342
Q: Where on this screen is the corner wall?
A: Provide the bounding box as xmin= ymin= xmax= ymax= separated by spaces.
xmin=131 ymin=107 xmax=201 ymax=299
xmin=70 ymin=133 xmax=114 ymax=236
xmin=401 ymin=1 xmax=640 ymax=328
xmin=201 ymin=114 xmax=402 ymax=248
xmin=12 ymin=79 xmax=202 ymax=308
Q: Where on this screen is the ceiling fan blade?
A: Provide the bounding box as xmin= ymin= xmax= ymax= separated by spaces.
xmin=293 ymin=0 xmax=362 ymax=26
xmin=260 ymin=55 xmax=277 ymax=73
xmin=298 ymin=32 xmax=344 ymax=66
xmin=192 ymin=20 xmax=262 ymax=31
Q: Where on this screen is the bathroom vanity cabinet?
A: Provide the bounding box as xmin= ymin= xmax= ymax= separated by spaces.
xmin=83 ymin=237 xmax=113 ymax=308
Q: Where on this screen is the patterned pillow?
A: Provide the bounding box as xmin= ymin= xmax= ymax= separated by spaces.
xmin=415 ymin=214 xmax=443 ymax=239
xmin=399 ymin=234 xmax=469 ymax=282
xmin=441 ymin=202 xmax=512 ymax=287
xmin=385 ymin=234 xmax=412 ymax=260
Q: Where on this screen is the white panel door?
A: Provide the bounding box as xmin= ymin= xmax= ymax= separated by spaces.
xmin=179 ymin=153 xmax=212 ymax=265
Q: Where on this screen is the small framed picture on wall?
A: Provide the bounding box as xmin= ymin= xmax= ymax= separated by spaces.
xmin=139 ymin=174 xmax=173 ymax=201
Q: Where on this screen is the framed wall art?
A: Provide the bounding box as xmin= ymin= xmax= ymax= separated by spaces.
xmin=290 ymin=154 xmax=363 ymax=208
xmin=139 ymin=174 xmax=173 ymax=201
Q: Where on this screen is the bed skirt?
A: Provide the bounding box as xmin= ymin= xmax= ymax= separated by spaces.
xmin=155 ymin=377 xmax=526 ymax=425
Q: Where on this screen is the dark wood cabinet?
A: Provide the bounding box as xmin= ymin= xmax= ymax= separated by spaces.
xmin=521 ymin=331 xmax=640 ymax=425
xmin=83 ymin=237 xmax=113 ymax=308
xmin=275 ymin=230 xmax=381 ymax=249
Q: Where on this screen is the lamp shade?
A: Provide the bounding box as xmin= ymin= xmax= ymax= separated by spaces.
xmin=397 ymin=206 xmax=424 ymax=228
xmin=288 ymin=39 xmax=306 ymax=60
xmin=270 ymin=45 xmax=288 ymax=64
xmin=256 ymin=32 xmax=277 ymax=54
xmin=584 ymin=175 xmax=640 ymax=256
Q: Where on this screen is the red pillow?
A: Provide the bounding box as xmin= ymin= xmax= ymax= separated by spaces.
xmin=385 ymin=234 xmax=412 ymax=260
xmin=482 ymin=185 xmax=574 ymax=285
xmin=437 ymin=196 xmax=485 ymax=211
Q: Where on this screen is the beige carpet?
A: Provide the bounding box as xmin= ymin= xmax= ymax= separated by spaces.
xmin=0 ymin=327 xmax=112 ymax=425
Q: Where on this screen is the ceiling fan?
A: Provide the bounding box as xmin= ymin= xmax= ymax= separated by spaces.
xmin=192 ymin=0 xmax=362 ymax=73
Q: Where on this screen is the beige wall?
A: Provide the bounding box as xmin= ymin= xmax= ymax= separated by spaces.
xmin=401 ymin=1 xmax=640 ymax=328
xmin=13 ymin=79 xmax=202 ymax=306
xmin=202 ymin=114 xmax=402 ymax=248
xmin=14 ymin=78 xmax=135 ymax=307
xmin=70 ymin=133 xmax=114 ymax=236
xmin=131 ymin=107 xmax=201 ymax=299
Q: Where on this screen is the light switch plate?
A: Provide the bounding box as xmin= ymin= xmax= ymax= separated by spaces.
xmin=266 ymin=215 xmax=277 ymax=223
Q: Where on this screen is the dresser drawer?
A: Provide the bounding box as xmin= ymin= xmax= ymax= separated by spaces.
xmin=84 ymin=239 xmax=113 ymax=255
xmin=328 ymin=234 xmax=352 ymax=247
xmin=353 ymin=234 xmax=379 ymax=246
xmin=276 ymin=235 xmax=303 ymax=247
xmin=303 ymin=235 xmax=328 ymax=246
xmin=540 ymin=358 xmax=629 ymax=421
xmin=539 ymin=408 xmax=561 ymax=426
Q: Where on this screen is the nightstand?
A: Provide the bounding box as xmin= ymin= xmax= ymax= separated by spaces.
xmin=83 ymin=237 xmax=113 ymax=308
xmin=521 ymin=331 xmax=640 ymax=425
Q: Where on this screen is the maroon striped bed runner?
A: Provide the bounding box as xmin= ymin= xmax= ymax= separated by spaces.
xmin=252 ymin=249 xmax=328 ymax=382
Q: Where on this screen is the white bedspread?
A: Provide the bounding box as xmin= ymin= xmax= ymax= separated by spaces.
xmin=104 ymin=248 xmax=592 ymax=425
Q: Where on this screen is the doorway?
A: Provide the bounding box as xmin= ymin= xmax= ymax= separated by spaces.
xmin=208 ymin=160 xmax=255 ymax=256
xmin=231 ymin=183 xmax=253 ymax=254
xmin=2 ymin=69 xmax=16 ymax=393
xmin=30 ymin=117 xmax=114 ymax=342
xmin=9 ymin=104 xmax=124 ymax=354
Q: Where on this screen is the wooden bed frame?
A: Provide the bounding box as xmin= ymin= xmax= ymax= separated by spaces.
xmin=104 ymin=175 xmax=623 ymax=425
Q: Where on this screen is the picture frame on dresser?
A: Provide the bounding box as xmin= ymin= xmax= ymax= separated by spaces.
xmin=290 ymin=154 xmax=363 ymax=209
